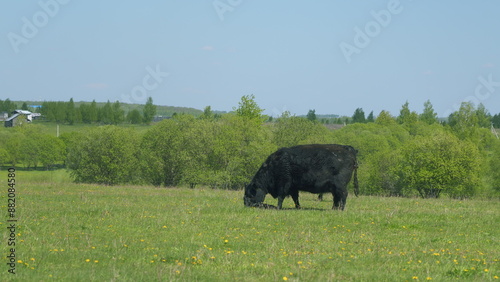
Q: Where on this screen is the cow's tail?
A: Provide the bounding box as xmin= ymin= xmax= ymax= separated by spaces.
xmin=353 ymin=163 xmax=359 ymax=197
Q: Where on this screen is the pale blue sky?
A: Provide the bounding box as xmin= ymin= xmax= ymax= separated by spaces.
xmin=1 ymin=1 xmax=499 ymax=117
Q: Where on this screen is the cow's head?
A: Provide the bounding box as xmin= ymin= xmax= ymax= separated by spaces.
xmin=243 ymin=183 xmax=267 ymax=207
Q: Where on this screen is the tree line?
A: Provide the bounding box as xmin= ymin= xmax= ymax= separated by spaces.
xmin=1 ymin=96 xmax=499 ymax=199
xmin=0 ymin=98 xmax=157 ymax=125
xmin=3 ymin=97 xmax=500 ymax=128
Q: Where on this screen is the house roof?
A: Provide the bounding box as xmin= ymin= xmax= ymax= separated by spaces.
xmin=13 ymin=110 xmax=32 ymax=115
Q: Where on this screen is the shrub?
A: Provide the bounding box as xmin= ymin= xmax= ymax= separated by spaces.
xmin=67 ymin=126 xmax=140 ymax=185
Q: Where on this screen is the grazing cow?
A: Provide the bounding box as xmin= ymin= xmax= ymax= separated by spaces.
xmin=244 ymin=144 xmax=359 ymax=210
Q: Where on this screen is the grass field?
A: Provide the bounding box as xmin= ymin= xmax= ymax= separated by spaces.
xmin=1 ymin=170 xmax=499 ymax=281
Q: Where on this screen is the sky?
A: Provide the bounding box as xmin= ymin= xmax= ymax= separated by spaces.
xmin=1 ymin=1 xmax=499 ymax=117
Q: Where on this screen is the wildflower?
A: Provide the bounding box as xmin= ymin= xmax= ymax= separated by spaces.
xmin=484 ymin=269 xmax=489 ymax=272
xmin=426 ymin=277 xmax=432 ymax=280
xmin=85 ymin=259 xmax=90 ymax=262
xmin=412 ymin=276 xmax=418 ymax=280
xmin=283 ymin=277 xmax=288 ymax=281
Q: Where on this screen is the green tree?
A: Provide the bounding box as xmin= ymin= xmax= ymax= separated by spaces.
xmin=273 ymin=112 xmax=330 ymax=148
xmin=66 ymin=98 xmax=76 ymax=125
xmin=89 ymin=100 xmax=98 ymax=123
xmin=55 ymin=102 xmax=67 ymax=123
xmin=80 ymin=103 xmax=90 ymax=123
xmin=200 ymin=106 xmax=214 ymax=120
xmin=420 ymin=100 xmax=438 ymax=125
xmin=143 ymin=97 xmax=157 ymax=124
xmin=448 ymin=102 xmax=479 ymax=140
xmin=0 ymin=99 xmax=17 ymax=112
xmin=141 ymin=115 xmax=196 ymax=186
xmin=397 ymin=101 xmax=418 ymax=125
xmin=306 ymin=109 xmax=317 ymax=122
xmin=476 ymin=103 xmax=491 ymax=128
xmin=492 ymin=113 xmax=500 ymax=128
xmin=352 ymin=108 xmax=366 ymax=123
xmin=21 ymin=102 xmax=29 ymax=110
xmin=366 ymin=111 xmax=374 ymax=123
xmin=127 ymin=109 xmax=142 ymax=124
xmin=99 ymin=101 xmax=113 ymax=124
xmin=396 ymin=131 xmax=481 ymax=198
xmin=375 ymin=110 xmax=396 ymax=126
xmin=112 ymin=101 xmax=125 ymax=124
xmin=234 ymin=94 xmax=264 ymax=121
xmin=67 ymin=126 xmax=140 ymax=184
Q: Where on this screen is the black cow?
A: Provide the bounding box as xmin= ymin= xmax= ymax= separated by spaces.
xmin=244 ymin=144 xmax=359 ymax=210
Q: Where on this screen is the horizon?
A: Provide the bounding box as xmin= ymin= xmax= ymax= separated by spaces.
xmin=2 ymin=1 xmax=499 ymax=118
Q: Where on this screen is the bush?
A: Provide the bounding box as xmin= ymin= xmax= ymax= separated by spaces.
xmin=396 ymin=131 xmax=482 ymax=198
xmin=67 ymin=126 xmax=140 ymax=185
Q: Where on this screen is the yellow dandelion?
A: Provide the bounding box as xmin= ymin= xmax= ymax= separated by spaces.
xmin=85 ymin=259 xmax=90 ymax=262
xmin=17 ymin=260 xmax=23 ymax=264
xmin=484 ymin=269 xmax=489 ymax=272
xmin=426 ymin=277 xmax=432 ymax=280
xmin=412 ymin=276 xmax=418 ymax=280
xmin=283 ymin=277 xmax=288 ymax=281
xmin=94 ymin=260 xmax=99 ymax=263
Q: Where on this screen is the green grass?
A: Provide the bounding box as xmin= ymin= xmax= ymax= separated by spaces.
xmin=1 ymin=170 xmax=499 ymax=281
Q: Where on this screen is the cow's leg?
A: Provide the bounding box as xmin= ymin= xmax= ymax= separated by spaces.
xmin=332 ymin=189 xmax=347 ymax=210
xmin=277 ymin=196 xmax=285 ymax=209
xmin=291 ymin=189 xmax=301 ymax=209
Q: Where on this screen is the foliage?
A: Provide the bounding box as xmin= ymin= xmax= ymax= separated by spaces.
xmin=0 ymin=124 xmax=65 ymax=169
xmin=272 ymin=112 xmax=331 ymax=148
xmin=143 ymin=97 xmax=157 ymax=124
xmin=396 ymin=131 xmax=481 ymax=198
xmin=234 ymin=94 xmax=264 ymax=122
xmin=67 ymin=126 xmax=140 ymax=184
xmin=352 ymin=108 xmax=366 ymax=123
xmin=306 ymin=109 xmax=317 ymax=122
xmin=141 ymin=111 xmax=275 ymax=189
xmin=126 ymin=109 xmax=142 ymax=124
xmin=7 ymin=97 xmax=497 ymax=199
xmin=0 ymin=98 xmax=18 ymax=112
xmin=420 ymin=100 xmax=438 ymax=124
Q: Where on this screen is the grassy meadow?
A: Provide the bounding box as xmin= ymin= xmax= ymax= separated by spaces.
xmin=1 ymin=170 xmax=499 ymax=281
